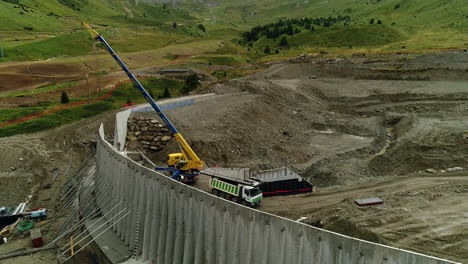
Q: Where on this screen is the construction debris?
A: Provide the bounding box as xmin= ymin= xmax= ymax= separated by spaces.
xmin=126 ymin=116 xmax=174 ymax=152
xmin=354 ymin=197 xmax=384 ymax=206
xmin=30 ymin=228 xmax=43 ymax=248
xmin=446 ymin=167 xmax=463 ymax=173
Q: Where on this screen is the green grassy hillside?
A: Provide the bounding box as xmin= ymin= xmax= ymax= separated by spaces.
xmin=0 ymin=0 xmax=204 ymax=61
xmin=195 ymin=0 xmax=467 ymax=51
xmin=0 ymin=0 xmax=195 ymax=31
xmin=0 ymin=0 xmax=466 ymax=62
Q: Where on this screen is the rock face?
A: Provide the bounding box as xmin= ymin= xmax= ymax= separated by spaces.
xmin=126 ymin=116 xmax=173 ymax=151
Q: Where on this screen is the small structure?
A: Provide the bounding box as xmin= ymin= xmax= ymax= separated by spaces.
xmin=253 ymin=168 xmax=313 ymax=196
xmin=159 ymin=68 xmax=192 ymax=79
xmin=30 ymin=228 xmax=43 ymax=248
xmin=354 ymin=197 xmax=384 ymax=206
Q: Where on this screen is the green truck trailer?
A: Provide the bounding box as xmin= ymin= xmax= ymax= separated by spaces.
xmin=209 ymin=177 xmax=262 ymax=207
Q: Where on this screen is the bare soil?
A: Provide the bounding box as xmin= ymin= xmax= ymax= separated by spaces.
xmin=0 ymin=50 xmax=467 ymax=263
xmin=151 ymin=50 xmax=468 ymax=263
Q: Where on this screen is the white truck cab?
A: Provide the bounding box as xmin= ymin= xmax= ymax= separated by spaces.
xmin=241 ymin=186 xmax=263 ymax=207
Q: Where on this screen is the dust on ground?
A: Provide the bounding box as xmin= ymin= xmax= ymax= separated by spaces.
xmin=0 ymin=50 xmax=467 ymax=263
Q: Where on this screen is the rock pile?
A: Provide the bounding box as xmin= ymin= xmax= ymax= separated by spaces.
xmin=126 ymin=116 xmax=173 ymax=151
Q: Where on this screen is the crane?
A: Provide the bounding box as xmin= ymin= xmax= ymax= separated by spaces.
xmin=82 ymin=22 xmax=204 ymax=183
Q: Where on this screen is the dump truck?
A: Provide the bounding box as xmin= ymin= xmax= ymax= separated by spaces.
xmin=204 ymin=167 xmax=313 ymax=205
xmin=204 ymin=168 xmax=263 ymax=207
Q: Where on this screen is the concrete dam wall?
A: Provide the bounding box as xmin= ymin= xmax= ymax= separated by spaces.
xmin=95 ymin=125 xmax=458 ymax=264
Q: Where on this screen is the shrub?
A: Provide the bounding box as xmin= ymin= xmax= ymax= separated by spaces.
xmin=60 ymin=91 xmax=69 ymax=104
xmin=198 ymin=24 xmax=206 ymax=32
xmin=181 ymin=73 xmax=199 ymax=95
xmin=161 ymin=87 xmax=171 ymax=98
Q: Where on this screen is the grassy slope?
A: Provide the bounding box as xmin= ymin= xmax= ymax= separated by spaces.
xmin=0 ymin=0 xmax=202 ymax=61
xmin=0 ymin=78 xmax=184 ymax=137
xmin=198 ymin=0 xmax=467 ymax=51
xmin=1 ymin=0 xmax=464 ymax=62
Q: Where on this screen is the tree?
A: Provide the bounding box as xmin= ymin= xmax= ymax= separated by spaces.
xmin=173 ymin=22 xmax=177 ymax=29
xmin=279 ymin=36 xmax=289 ymax=48
xmin=61 ymin=91 xmax=69 ymax=104
xmin=161 ymin=87 xmax=171 ymax=98
xmin=181 ymin=73 xmax=199 ymax=95
xmin=287 ymin=25 xmax=294 ymax=35
xmin=198 ymin=24 xmax=206 ymax=32
xmin=377 ymin=19 xmax=382 ymax=24
xmin=394 ymin=3 xmax=400 ymax=9
xmin=264 ymin=46 xmax=271 ymax=54
xmin=275 ymin=49 xmax=280 ymax=54
xmin=369 ymin=18 xmax=375 ymax=24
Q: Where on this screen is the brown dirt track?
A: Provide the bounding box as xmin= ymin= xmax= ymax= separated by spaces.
xmin=0 ymin=63 xmax=86 ymax=93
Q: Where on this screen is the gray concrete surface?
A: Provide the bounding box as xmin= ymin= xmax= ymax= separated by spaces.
xmin=94 ymin=124 xmax=460 ymax=264
xmin=85 ymin=218 xmax=133 ymax=263
xmin=114 ymin=109 xmax=132 ymax=152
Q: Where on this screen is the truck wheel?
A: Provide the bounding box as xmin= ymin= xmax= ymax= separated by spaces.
xmin=225 ymin=194 xmax=232 ymax=200
xmin=241 ymin=200 xmax=249 ymax=207
xmin=232 ymin=197 xmax=239 ymax=203
xmin=219 ymin=192 xmax=225 ymax=199
xmin=211 ymin=189 xmax=218 ymax=196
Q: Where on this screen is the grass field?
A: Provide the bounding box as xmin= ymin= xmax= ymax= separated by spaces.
xmin=0 ymin=77 xmax=185 ymax=137
xmin=0 ymin=82 xmax=76 ymax=99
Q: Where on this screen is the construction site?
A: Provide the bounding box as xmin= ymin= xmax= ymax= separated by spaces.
xmin=0 ymin=32 xmax=467 ymax=263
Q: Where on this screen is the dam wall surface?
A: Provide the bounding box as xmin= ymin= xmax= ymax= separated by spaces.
xmin=95 ymin=124 xmax=458 ymax=264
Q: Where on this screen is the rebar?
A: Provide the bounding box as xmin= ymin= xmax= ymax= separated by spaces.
xmin=62 ymin=210 xmax=132 ymax=263
xmin=61 ymin=207 xmax=129 ymax=255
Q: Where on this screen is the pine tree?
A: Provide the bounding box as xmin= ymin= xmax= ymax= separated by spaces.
xmin=182 ymin=73 xmax=199 ymax=95
xmin=61 ymin=91 xmax=69 ymax=104
xmin=162 ymin=87 xmax=171 ymax=98
xmin=198 ymin=24 xmax=206 ymax=32
xmin=264 ymin=46 xmax=271 ymax=54
xmin=279 ymin=36 xmax=289 ymax=48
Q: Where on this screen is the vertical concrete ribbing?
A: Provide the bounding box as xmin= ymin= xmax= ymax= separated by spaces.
xmin=156 ymin=184 xmax=169 ymax=263
xmin=141 ymin=176 xmax=152 ymax=260
xmin=182 ymin=194 xmax=195 ymax=264
xmin=149 ymin=180 xmax=159 ymax=263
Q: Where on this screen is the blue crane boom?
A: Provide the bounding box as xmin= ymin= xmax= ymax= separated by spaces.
xmin=82 ymin=22 xmax=204 ymax=182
